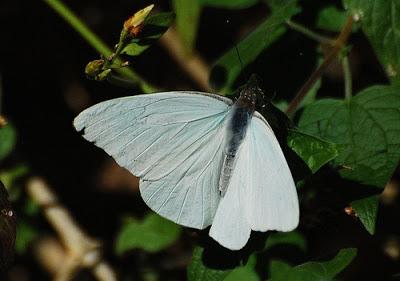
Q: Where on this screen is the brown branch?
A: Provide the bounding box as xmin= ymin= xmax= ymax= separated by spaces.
xmin=26 ymin=177 xmax=117 ymax=281
xmin=285 ymin=16 xmax=353 ymax=116
xmin=160 ymin=26 xmax=212 ymax=92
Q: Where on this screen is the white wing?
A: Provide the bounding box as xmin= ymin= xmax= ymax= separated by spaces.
xmin=209 ymin=112 xmax=299 ymax=250
xmin=74 ymin=92 xmax=233 ymax=229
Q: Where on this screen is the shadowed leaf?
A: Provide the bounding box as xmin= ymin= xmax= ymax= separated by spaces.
xmin=299 ymin=85 xmax=400 ymax=187
xmin=115 ymin=213 xmax=181 ymax=254
xmin=351 ymin=195 xmax=379 ymax=234
xmin=0 ymin=181 xmax=16 ymax=269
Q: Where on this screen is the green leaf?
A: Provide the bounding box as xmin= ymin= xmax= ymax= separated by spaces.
xmin=316 ymin=5 xmax=351 ymax=32
xmin=224 ymin=267 xmax=259 ymax=281
xmin=0 ymin=181 xmax=16 ymax=269
xmin=0 ymin=123 xmax=16 ymax=162
xmin=225 ymin=255 xmax=259 ymax=281
xmin=287 ymin=129 xmax=339 ymax=173
xmin=115 ymin=213 xmax=181 ymax=254
xmin=187 ymin=247 xmax=230 ymax=281
xmin=265 ymin=231 xmax=307 ymax=252
xmin=0 ymin=165 xmax=30 ymax=201
xmin=343 ymin=0 xmax=400 ymax=83
xmin=266 ymin=0 xmax=298 ymax=11
xmin=210 ymin=2 xmax=301 ymax=93
xmin=15 ymin=220 xmax=37 ymax=254
xmin=351 ymin=195 xmax=379 ymax=234
xmin=173 ymin=0 xmax=201 ymax=54
xmin=269 ymin=260 xmax=292 ymax=280
xmin=298 ymin=85 xmax=400 ymax=187
xmin=188 ymin=248 xmax=259 ymax=281
xmin=269 ymin=248 xmax=357 ymax=281
xmin=121 ymin=12 xmax=175 ymax=56
xmin=199 ymin=0 xmax=257 ymax=9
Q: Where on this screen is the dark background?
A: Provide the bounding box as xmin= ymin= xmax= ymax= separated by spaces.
xmin=0 ymin=0 xmax=399 ymax=280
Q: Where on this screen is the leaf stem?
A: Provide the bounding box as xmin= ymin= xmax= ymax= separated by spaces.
xmin=41 ymin=0 xmax=158 ymax=93
xmin=342 ymin=55 xmax=352 ymax=100
xmin=286 ymin=16 xmax=353 ymax=116
xmin=286 ymin=20 xmax=334 ymax=45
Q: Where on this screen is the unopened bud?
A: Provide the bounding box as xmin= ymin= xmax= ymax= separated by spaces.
xmin=85 ymin=60 xmax=105 ymax=79
xmin=123 ymin=4 xmax=154 ymax=37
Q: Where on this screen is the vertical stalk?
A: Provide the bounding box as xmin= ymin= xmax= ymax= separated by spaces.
xmin=285 ymin=16 xmax=353 ymax=116
xmin=342 ymin=56 xmax=352 ymax=100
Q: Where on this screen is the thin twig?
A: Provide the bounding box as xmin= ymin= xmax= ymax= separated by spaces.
xmin=27 ymin=177 xmax=117 ymax=281
xmin=287 ymin=20 xmax=334 ymax=45
xmin=41 ymin=0 xmax=157 ymax=93
xmin=285 ymin=16 xmax=353 ymax=116
xmin=342 ymin=55 xmax=352 ymax=100
xmin=160 ymin=27 xmax=212 ymax=92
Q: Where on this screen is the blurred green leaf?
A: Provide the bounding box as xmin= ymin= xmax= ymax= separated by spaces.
xmin=299 ymin=85 xmax=400 ymax=187
xmin=199 ymin=0 xmax=257 ymax=9
xmin=0 ymin=123 xmax=16 ymax=162
xmin=115 ymin=213 xmax=181 ymax=254
xmin=173 ymin=0 xmax=201 ymax=54
xmin=224 ymin=267 xmax=259 ymax=281
xmin=0 ymin=165 xmax=29 ymax=201
xmin=0 ymin=181 xmax=16 ymax=269
xmin=343 ymin=0 xmax=400 ymax=83
xmin=269 ymin=248 xmax=357 ymax=281
xmin=188 ymin=248 xmax=259 ymax=281
xmin=121 ymin=12 xmax=175 ymax=56
xmin=269 ymin=260 xmax=293 ymax=280
xmin=351 ymin=195 xmax=379 ymax=235
xmin=15 ymin=220 xmax=38 ymax=254
xmin=287 ymin=129 xmax=339 ymax=173
xmin=265 ymin=231 xmax=307 ymax=252
xmin=210 ymin=2 xmax=301 ymax=93
xmin=225 ymin=255 xmax=259 ymax=281
xmin=266 ymin=0 xmax=298 ymax=11
xmin=187 ymin=247 xmax=230 ymax=281
xmin=316 ymin=5 xmax=351 ymax=32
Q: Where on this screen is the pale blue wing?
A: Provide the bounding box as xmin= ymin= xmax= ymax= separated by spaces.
xmin=209 ymin=112 xmax=299 ymax=250
xmin=244 ymin=112 xmax=299 ymax=232
xmin=74 ymin=91 xmax=233 ymax=229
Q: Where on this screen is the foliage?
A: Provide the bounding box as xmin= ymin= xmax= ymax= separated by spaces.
xmin=299 ymin=85 xmax=400 ymax=187
xmin=0 ymin=181 xmax=16 ymax=269
xmin=351 ymin=195 xmax=379 ymax=234
xmin=187 ymin=247 xmax=259 ymax=281
xmin=265 ymin=231 xmax=307 ymax=252
xmin=269 ymin=248 xmax=357 ymax=281
xmin=209 ymin=1 xmax=301 ymax=93
xmin=0 ymin=123 xmax=16 ymax=162
xmin=343 ymin=0 xmax=400 ymax=83
xmin=287 ymin=130 xmax=339 ymax=173
xmin=4 ymin=0 xmax=399 ymax=280
xmin=115 ymin=213 xmax=181 ymax=254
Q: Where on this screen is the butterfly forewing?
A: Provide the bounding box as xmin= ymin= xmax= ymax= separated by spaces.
xmin=74 ymin=92 xmax=232 ymax=229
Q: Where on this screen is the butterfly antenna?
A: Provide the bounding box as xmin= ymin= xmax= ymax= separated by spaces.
xmin=234 ymin=45 xmax=244 ymax=71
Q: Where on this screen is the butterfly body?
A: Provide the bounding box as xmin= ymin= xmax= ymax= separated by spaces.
xmin=219 ymin=82 xmax=258 ymax=195
xmin=74 ymin=77 xmax=299 ymax=250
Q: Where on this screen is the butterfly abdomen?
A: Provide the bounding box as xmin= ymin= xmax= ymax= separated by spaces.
xmin=219 ymin=90 xmax=256 ymax=196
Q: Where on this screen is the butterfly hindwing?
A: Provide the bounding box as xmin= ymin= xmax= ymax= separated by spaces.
xmin=74 ymin=92 xmax=233 ymax=229
xmin=244 ymin=113 xmax=299 ymax=232
xmin=209 ymin=112 xmax=299 ymax=250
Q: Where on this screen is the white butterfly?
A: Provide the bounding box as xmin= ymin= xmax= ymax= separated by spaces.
xmin=74 ymin=76 xmax=299 ymax=250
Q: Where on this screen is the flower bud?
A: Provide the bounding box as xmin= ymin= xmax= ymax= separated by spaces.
xmin=123 ymin=4 xmax=154 ymax=37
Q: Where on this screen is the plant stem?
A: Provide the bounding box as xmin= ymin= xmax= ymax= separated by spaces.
xmin=286 ymin=16 xmax=353 ymax=116
xmin=286 ymin=20 xmax=334 ymax=45
xmin=342 ymin=56 xmax=352 ymax=100
xmin=41 ymin=0 xmax=157 ymax=93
